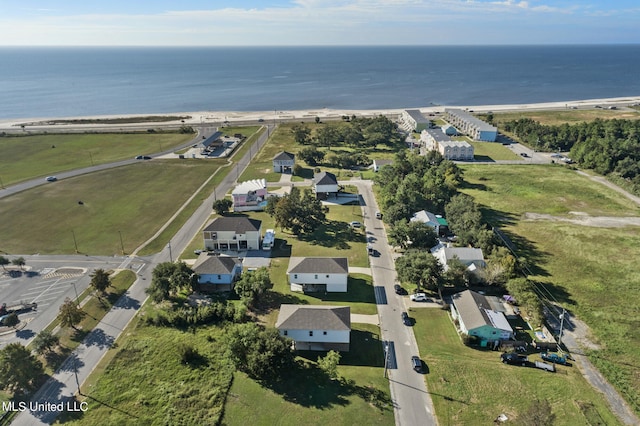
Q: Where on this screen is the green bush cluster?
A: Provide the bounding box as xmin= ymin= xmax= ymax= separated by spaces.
xmin=144 ymin=302 xmax=245 ymax=328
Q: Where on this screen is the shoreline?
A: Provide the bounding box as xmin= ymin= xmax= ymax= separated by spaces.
xmin=1 ymin=95 xmax=639 ymax=129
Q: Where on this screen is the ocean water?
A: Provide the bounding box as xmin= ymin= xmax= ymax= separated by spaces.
xmin=0 ymin=45 xmax=639 ymax=119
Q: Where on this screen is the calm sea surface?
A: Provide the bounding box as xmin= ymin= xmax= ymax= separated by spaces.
xmin=0 ymin=45 xmax=639 ymax=119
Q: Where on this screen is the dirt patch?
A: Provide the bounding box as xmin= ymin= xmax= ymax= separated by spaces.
xmin=523 ymin=212 xmax=640 ymax=228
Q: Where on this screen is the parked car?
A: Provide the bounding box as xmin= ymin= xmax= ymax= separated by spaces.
xmin=375 ymin=211 xmax=382 ymax=219
xmin=411 ymin=356 xmax=423 ymax=372
xmin=401 ymin=311 xmax=411 ymax=326
xmin=520 ymin=152 xmax=529 ymax=157
xmin=45 ymin=176 xmax=57 ymax=182
xmin=394 ymin=284 xmax=407 ymax=295
xmin=410 ymin=293 xmax=428 ymax=302
xmin=540 ymin=352 xmax=568 ymax=365
xmin=501 ymin=352 xmax=529 ymax=366
xmin=349 ymin=221 xmax=362 ymax=228
xmin=135 ymin=155 xmax=143 ymax=159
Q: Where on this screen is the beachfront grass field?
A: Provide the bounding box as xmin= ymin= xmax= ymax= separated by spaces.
xmin=487 ymin=107 xmax=640 ymax=126
xmin=459 ymin=163 xmax=640 ymax=415
xmin=0 ymin=160 xmax=224 ymax=255
xmin=467 ymin=140 xmax=521 ymax=161
xmin=413 ymin=309 xmax=623 ymax=425
xmin=0 ymin=132 xmax=193 ymax=185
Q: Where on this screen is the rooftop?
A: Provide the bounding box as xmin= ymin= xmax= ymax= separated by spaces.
xmin=275 ymin=304 xmax=351 ymax=331
xmin=287 ymin=257 xmax=349 ymax=274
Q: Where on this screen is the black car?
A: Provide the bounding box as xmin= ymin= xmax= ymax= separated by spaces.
xmin=394 ymin=284 xmax=407 ymax=295
xmin=401 ymin=311 xmax=411 ymax=326
xmin=501 ymin=352 xmax=529 ymax=366
xmin=411 ymin=356 xmax=422 ymax=372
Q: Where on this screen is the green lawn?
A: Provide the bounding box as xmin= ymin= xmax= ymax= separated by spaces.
xmin=468 ymin=141 xmax=521 ymax=161
xmin=0 ymin=132 xmax=193 ymax=185
xmin=223 ymin=323 xmax=393 ymax=426
xmin=489 ymin=108 xmax=640 ymax=126
xmin=458 ymin=163 xmax=640 ymax=416
xmin=413 ymin=309 xmax=623 ymax=425
xmin=0 ymin=160 xmax=224 ymax=255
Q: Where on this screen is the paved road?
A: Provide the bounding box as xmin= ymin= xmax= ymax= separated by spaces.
xmin=351 ymin=180 xmax=438 ymax=426
xmin=0 ymin=125 xmax=218 ymax=200
xmin=10 ymin=125 xmax=272 ymax=425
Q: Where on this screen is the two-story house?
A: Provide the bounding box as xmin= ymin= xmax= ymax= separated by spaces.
xmin=202 ymin=216 xmax=262 ymax=251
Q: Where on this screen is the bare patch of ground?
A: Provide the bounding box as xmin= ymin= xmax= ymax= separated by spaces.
xmin=523 ymin=211 xmax=640 ymax=227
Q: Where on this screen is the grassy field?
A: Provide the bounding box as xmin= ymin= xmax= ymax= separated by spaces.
xmin=0 ymin=160 xmax=223 ymax=255
xmin=468 ymin=140 xmax=522 ymax=162
xmin=487 ymin=108 xmax=640 ymax=126
xmin=413 ymin=309 xmax=623 ymax=425
xmin=223 ymin=323 xmax=393 ymax=426
xmin=459 ymin=163 xmax=640 ymax=415
xmin=0 ymin=132 xmax=193 ymax=185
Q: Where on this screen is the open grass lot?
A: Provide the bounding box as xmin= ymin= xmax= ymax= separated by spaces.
xmin=58 ymin=320 xmax=234 ymax=425
xmin=0 ymin=132 xmax=193 ymax=185
xmin=412 ymin=309 xmax=623 ymax=425
xmin=0 ymin=160 xmax=223 ymax=255
xmin=223 ymin=323 xmax=393 ymax=426
xmin=239 ymin=123 xmax=400 ymax=183
xmin=467 ymin=140 xmax=521 ymax=162
xmin=459 ymin=163 xmax=640 ymax=415
xmin=488 ymin=108 xmax=640 ymax=126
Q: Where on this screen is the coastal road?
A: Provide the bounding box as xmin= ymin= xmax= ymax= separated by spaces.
xmin=10 ymin=125 xmax=273 ymax=425
xmin=351 ymin=180 xmax=438 ymax=426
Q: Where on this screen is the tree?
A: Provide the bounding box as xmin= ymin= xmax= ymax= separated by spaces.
xmin=213 ymin=198 xmax=233 ymax=215
xmin=316 ymin=126 xmax=340 ymax=149
xmin=0 ymin=256 xmax=8 ymax=271
xmin=292 ymin=163 xmax=303 ymax=176
xmin=0 ymin=343 xmax=44 ymax=393
xmin=33 ymin=330 xmax=60 ymax=355
xmin=445 ymin=194 xmax=483 ymax=246
xmin=11 ymin=257 xmax=26 ymax=271
xmin=395 ymin=250 xmax=443 ymax=292
xmin=291 ymin=123 xmax=311 ymax=144
xmin=224 ymin=323 xmax=295 ymax=380
xmin=234 ymin=267 xmax=272 ymax=308
xmin=518 ymin=399 xmax=556 ymax=426
xmin=317 ymin=350 xmax=341 ymax=380
xmin=59 ymin=297 xmax=85 ymax=330
xmin=297 ymin=146 xmax=325 ymax=166
xmin=269 ymin=187 xmax=326 ymax=235
xmin=146 ymin=262 xmax=197 ymax=302
xmin=1 ymin=313 xmax=19 ymax=328
xmin=90 ymin=268 xmax=111 ymax=296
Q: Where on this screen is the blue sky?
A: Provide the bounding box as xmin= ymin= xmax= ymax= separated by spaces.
xmin=1 ymin=0 xmax=638 ymax=46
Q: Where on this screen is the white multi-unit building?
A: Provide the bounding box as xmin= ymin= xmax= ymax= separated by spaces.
xmin=444 ymin=108 xmax=497 ymax=142
xmin=400 ymin=109 xmax=431 ymax=133
xmin=420 ymin=128 xmax=474 ymax=161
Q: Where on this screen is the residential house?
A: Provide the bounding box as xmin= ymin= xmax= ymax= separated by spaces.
xmin=450 ymin=290 xmax=514 ymax=345
xmin=411 ymin=210 xmax=449 ymax=236
xmin=192 ymin=254 xmax=242 ymax=292
xmin=431 ymin=245 xmax=485 ymax=274
xmin=287 ymin=257 xmax=349 ymax=292
xmin=232 ymin=179 xmax=268 ymax=212
xmin=372 ymin=159 xmax=393 ymax=172
xmin=314 ymin=171 xmax=339 ymax=199
xmin=202 ymin=216 xmax=262 ymax=251
xmin=276 ymin=304 xmax=351 ymax=351
xmin=273 ymin=151 xmax=295 ymax=173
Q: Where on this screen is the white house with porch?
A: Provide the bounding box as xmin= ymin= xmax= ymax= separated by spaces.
xmin=276 ymin=304 xmax=351 ymax=351
xmin=192 ymin=254 xmax=242 ymax=292
xmin=273 ymin=151 xmax=295 ymax=173
xmin=287 ymin=257 xmax=348 ymax=292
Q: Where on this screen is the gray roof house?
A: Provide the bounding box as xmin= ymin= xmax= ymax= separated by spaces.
xmin=276 ymin=304 xmax=351 ymax=351
xmin=192 ymin=254 xmax=242 ymax=292
xmin=273 ymin=151 xmax=295 ymax=173
xmin=202 ymin=216 xmax=262 ymax=251
xmin=450 ymin=290 xmax=514 ymax=344
xmin=314 ymin=171 xmax=339 ymax=198
xmin=287 ymin=257 xmax=349 ymax=292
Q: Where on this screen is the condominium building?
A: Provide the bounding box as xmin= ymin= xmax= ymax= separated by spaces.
xmin=444 ymin=108 xmax=497 ymax=142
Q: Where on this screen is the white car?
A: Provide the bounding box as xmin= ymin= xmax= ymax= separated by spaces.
xmin=45 ymin=176 xmax=57 ymax=182
xmin=349 ymin=221 xmax=362 ymax=228
xmin=410 ymin=293 xmax=428 ymax=302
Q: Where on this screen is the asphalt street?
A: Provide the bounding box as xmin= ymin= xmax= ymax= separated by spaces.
xmin=351 ymin=180 xmax=438 ymax=426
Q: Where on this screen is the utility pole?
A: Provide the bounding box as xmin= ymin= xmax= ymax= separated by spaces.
xmin=383 ymin=341 xmax=389 ymax=379
xmin=118 ymin=230 xmax=125 ymax=255
xmin=168 ymin=241 xmax=173 ymax=263
xmin=557 ymin=308 xmax=566 ymax=350
xmin=72 ymin=230 xmax=79 ymax=253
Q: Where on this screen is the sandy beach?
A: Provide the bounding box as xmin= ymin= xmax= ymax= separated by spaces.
xmin=1 ymin=95 xmax=639 ymax=130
